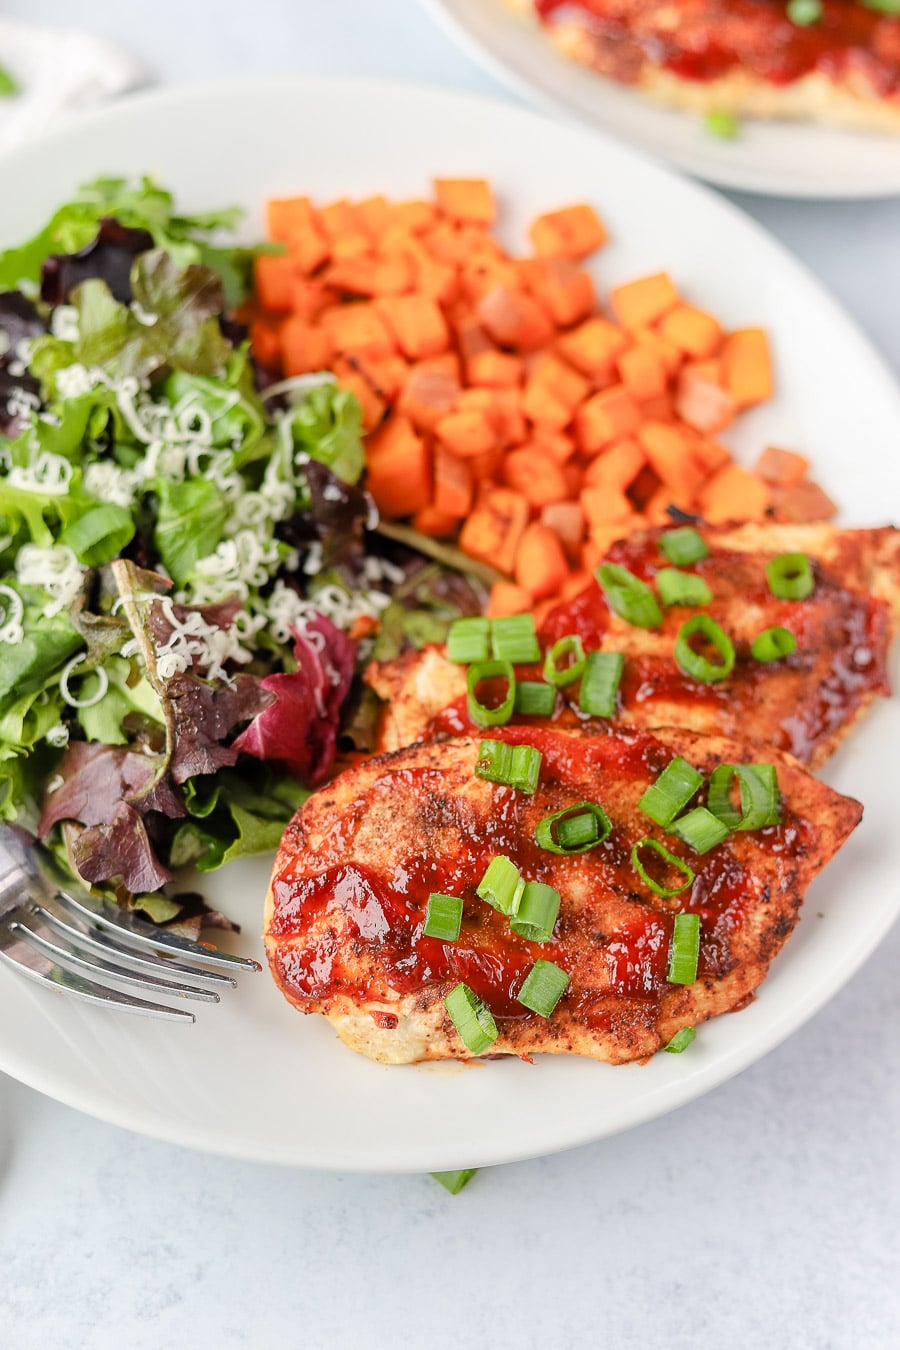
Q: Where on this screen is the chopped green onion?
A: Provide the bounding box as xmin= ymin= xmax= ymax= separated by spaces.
xmin=466 ymin=659 xmax=516 ymax=728
xmin=663 ymin=1027 xmax=697 ymax=1054
xmin=60 ymin=505 xmax=135 ymax=567
xmin=514 ymin=680 xmax=556 ymax=717
xmin=535 ymin=801 xmax=612 ymax=855
xmin=596 ymin=562 xmax=663 ymax=630
xmin=863 ymin=0 xmax=900 ymax=13
xmin=657 ymin=568 xmax=712 ymax=608
xmin=705 ymin=109 xmax=739 ymax=140
xmin=510 ymin=881 xmax=561 ymax=943
xmin=476 ymin=855 xmax=523 ymax=915
xmin=670 ymin=806 xmax=730 ymax=855
xmin=579 ymin=650 xmax=624 ymax=717
xmin=707 ymin=763 xmax=781 ymax=832
xmin=431 ymin=1169 xmax=478 ymax=1195
xmin=491 ymin=613 xmax=540 ymax=663
xmin=474 ymin=738 xmax=512 ymax=786
xmin=423 ymin=893 xmax=463 ymax=942
xmin=447 ymin=616 xmax=490 ymax=664
xmin=751 ymin=625 xmax=796 ymax=663
xmin=667 ymin=912 xmax=701 ymax=985
xmin=543 ymin=634 xmax=587 ymax=687
xmin=444 ymin=982 xmax=499 ymax=1054
xmin=0 ymin=65 xmax=19 ymax=97
xmin=674 ymin=614 xmax=735 ymax=683
xmin=766 ymin=552 xmax=814 ymax=600
xmin=508 ymin=743 xmax=543 ymax=793
xmin=638 ymin=756 xmax=703 ymax=828
xmin=517 ymin=960 xmax=570 ymax=1016
xmin=659 ymin=526 xmax=709 ymax=565
xmin=631 ymin=838 xmax=695 ymax=898
xmin=787 ymin=0 xmax=822 ymax=24
xmin=475 ymin=739 xmax=542 ymax=792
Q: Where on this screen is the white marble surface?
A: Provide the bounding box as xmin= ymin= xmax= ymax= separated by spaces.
xmin=1 ymin=3 xmax=900 ymax=1347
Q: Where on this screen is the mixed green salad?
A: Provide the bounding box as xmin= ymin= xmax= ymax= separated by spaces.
xmin=0 ymin=177 xmax=482 ymax=925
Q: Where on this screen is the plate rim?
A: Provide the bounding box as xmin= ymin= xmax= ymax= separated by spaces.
xmin=423 ymin=0 xmax=900 ymax=200
xmin=0 ymin=73 xmax=898 ymax=1170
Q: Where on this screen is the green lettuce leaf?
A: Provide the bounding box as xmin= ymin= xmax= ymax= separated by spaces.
xmin=154 ymin=478 xmax=229 ymax=586
xmin=288 ymin=383 xmax=364 ymax=485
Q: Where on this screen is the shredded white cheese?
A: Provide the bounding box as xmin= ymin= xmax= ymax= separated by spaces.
xmin=0 ymin=584 xmax=24 ymax=644
xmin=16 ymin=545 xmax=85 ymax=617
xmin=59 ymin=654 xmax=109 ymax=709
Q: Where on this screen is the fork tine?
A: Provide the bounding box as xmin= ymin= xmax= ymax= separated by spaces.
xmin=53 ymin=887 xmax=263 ymax=973
xmin=0 ymin=939 xmax=195 ymax=1022
xmin=31 ymin=902 xmax=238 ymax=989
xmin=11 ymin=916 xmax=222 ymax=1004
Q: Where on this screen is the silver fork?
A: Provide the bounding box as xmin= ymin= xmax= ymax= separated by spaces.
xmin=0 ymin=828 xmax=260 ymax=1024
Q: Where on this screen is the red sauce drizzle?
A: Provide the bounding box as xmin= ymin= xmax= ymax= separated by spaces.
xmin=534 ymin=0 xmax=900 ymax=94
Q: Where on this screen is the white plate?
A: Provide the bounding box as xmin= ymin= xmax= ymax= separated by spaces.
xmin=0 ymin=77 xmax=898 ymax=1172
xmin=425 ymin=0 xmax=900 ymax=199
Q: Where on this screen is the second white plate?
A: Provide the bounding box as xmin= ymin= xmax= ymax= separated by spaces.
xmin=426 ymin=0 xmax=900 ymax=198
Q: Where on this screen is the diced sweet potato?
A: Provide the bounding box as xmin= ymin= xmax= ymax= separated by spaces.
xmin=540 ymin=500 xmax=586 ymax=562
xmin=675 ymin=368 xmax=737 ymax=434
xmin=754 ymin=446 xmax=810 ymax=487
xmin=722 ymin=328 xmax=773 ymax=407
xmin=617 ymin=345 xmax=667 ymax=401
xmin=280 ymin=317 xmax=334 ymax=377
xmin=575 ymin=386 xmax=642 ymax=455
xmin=254 ymin=255 xmax=298 ymax=312
xmin=434 ymin=179 xmax=496 ymax=225
xmin=522 ymin=378 xmax=571 ymax=431
xmin=503 ymin=447 xmax=570 ymax=507
xmin=609 ymin=272 xmax=679 ymax=330
xmin=467 ymin=349 xmax=523 ymax=388
xmin=477 ymin=286 xmax=555 ymax=352
xmin=580 ymin=485 xmax=634 ymax=531
xmin=658 ymin=305 xmax=723 ymax=359
xmin=583 ymin=438 xmax=646 ymax=492
xmin=412 ymin=506 xmax=459 ymax=538
xmin=487 ymin=581 xmax=533 ymax=619
xmin=366 ymin=416 xmax=432 ymax=518
xmin=770 ymin=480 xmax=837 ymax=523
xmin=529 ymin=204 xmax=607 ymax=260
xmin=435 ymin=409 xmax=497 ymax=458
xmin=519 ymin=257 xmax=595 ymax=327
xmin=375 ymin=295 xmax=450 ymax=359
xmin=557 ymin=317 xmax=629 ymax=377
xmin=697 ymin=463 xmax=770 ymax=523
xmin=515 ymin=521 xmax=570 ymax=599
xmin=526 ymin=352 xmax=590 ymax=410
xmin=459 ymin=485 xmax=530 ymax=574
xmin=638 ymin=422 xmax=707 ymax=497
xmin=433 ymin=445 xmax=475 ymax=518
xmin=320 ymin=303 xmax=395 ymax=359
xmin=398 ymin=365 xmax=460 ymax=432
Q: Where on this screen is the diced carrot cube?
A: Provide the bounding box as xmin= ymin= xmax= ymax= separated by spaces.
xmin=632 ymin=326 xmax=683 ymax=378
xmin=434 ymin=444 xmax=475 ymax=518
xmin=540 ymin=501 xmax=585 ymax=562
xmin=503 ymin=447 xmax=570 ymax=507
xmin=459 ymin=485 xmax=530 ymax=575
xmin=580 ymin=486 xmax=634 ymax=531
xmin=467 ymin=350 xmax=523 ymax=388
xmin=583 ymin=438 xmax=646 ymax=492
xmin=526 ymin=352 xmax=590 ymax=409
xmin=770 ymin=480 xmax=837 ymax=523
xmin=319 ymin=303 xmax=395 ymax=359
xmin=375 ymin=295 xmax=450 ymax=359
xmin=398 ymin=365 xmax=460 ymax=432
xmin=529 ymin=204 xmax=607 ymax=260
xmin=366 ymin=416 xmax=432 ymax=518
xmin=434 ymin=178 xmax=496 ymax=225
xmin=356 ymin=195 xmax=392 ymax=238
xmin=318 ymin=199 xmax=365 ymax=242
xmin=754 ymin=446 xmax=810 ymax=487
xmin=528 ymin=431 xmax=575 ymax=463
xmin=435 ymin=410 xmax=497 ymax=458
xmin=617 ymin=345 xmax=667 ymax=401
xmin=522 ymin=378 xmax=571 ymax=431
xmin=254 ymin=255 xmax=298 ymax=312
xmin=519 ymin=257 xmax=595 ymax=327
xmin=697 ymin=464 xmax=770 ymax=523
xmin=487 ymin=582 xmax=534 ymax=619
xmin=557 ymin=317 xmax=629 ymax=377
xmin=332 ymin=362 xmax=387 ymax=433
xmin=289 ymin=277 xmax=332 ymax=323
xmin=412 ymin=506 xmax=459 ymax=538
xmin=280 ymin=317 xmax=334 ymax=377
xmin=637 ymin=421 xmax=706 ymax=496
xmin=658 ymin=305 xmax=723 ymax=359
xmin=722 ymin=328 xmax=774 ymax=407
xmin=326 ymin=253 xmax=413 ymax=297
xmin=249 ymin=320 xmax=281 ymax=370
xmin=477 ymin=286 xmax=555 ymax=352
xmin=575 ymin=385 xmax=642 ymax=455
xmin=609 ymin=272 xmax=679 ymax=330
xmin=675 ymin=368 xmax=737 ymax=434
xmin=515 ymin=522 xmax=570 ymax=600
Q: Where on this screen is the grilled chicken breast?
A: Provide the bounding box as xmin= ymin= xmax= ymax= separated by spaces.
xmin=265 ymin=725 xmax=861 ymax=1064
xmin=510 ymin=0 xmax=900 ymax=134
xmin=368 ymin=523 xmax=900 ymax=767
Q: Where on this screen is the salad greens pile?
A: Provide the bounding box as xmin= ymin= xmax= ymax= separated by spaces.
xmin=0 ymin=177 xmax=482 ymax=924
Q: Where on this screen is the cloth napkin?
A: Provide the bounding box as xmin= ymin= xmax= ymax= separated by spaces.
xmin=0 ymin=18 xmax=144 ymax=152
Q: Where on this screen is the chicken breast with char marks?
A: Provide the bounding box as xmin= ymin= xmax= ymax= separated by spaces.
xmin=265 ymin=725 xmax=861 ymax=1065
xmin=367 ymin=523 xmax=900 ymax=766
